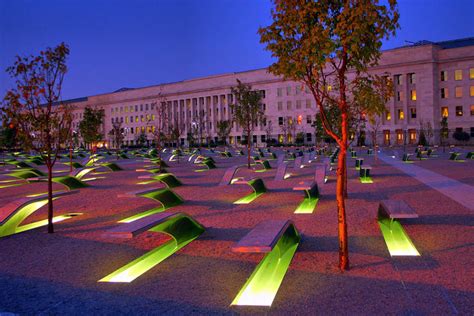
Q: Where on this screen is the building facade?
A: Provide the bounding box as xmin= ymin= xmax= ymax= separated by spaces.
xmin=66 ymin=38 xmax=474 ymax=148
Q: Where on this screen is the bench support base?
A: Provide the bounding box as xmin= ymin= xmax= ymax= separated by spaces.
xmin=99 ymin=214 xmax=204 ymax=283
xmin=378 ymin=218 xmax=420 ymax=256
xmin=231 ymin=224 xmax=300 ymax=307
xmin=294 ymin=197 xmax=318 ymax=214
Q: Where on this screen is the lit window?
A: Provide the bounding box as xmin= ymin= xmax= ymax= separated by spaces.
xmin=125 ymin=117 xmax=129 ymax=123
xmin=141 ymin=115 xmax=144 ymax=122
xmin=327 ymin=85 xmax=332 ymax=91
xmin=135 ymin=116 xmax=139 ymax=122
xmin=386 ymin=112 xmax=391 ymax=121
xmin=455 ymin=70 xmax=462 ymax=81
xmin=411 ymin=90 xmax=417 ymax=101
xmin=470 ymin=68 xmax=474 ymax=79
xmin=441 ymin=88 xmax=448 ymax=99
xmin=470 ymin=105 xmax=474 ymax=116
xmin=151 ymin=114 xmax=155 ymax=121
xmin=409 ymin=129 xmax=417 ymax=144
xmin=398 ymin=109 xmax=404 ymax=120
xmin=297 ymin=115 xmax=302 ymax=124
xmin=440 ymin=71 xmax=448 ymax=81
xmin=455 ymin=87 xmax=462 ymax=98
xmin=410 ymin=108 xmax=416 ymax=119
xmin=470 ymin=86 xmax=474 ymax=97
xmin=456 ymin=106 xmax=463 ymax=116
xmin=441 ymin=107 xmax=449 ymax=118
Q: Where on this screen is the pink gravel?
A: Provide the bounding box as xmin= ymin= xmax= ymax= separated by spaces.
xmin=0 ymin=149 xmax=472 ymax=314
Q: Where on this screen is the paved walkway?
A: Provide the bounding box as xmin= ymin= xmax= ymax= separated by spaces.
xmin=379 ymin=152 xmax=474 ymax=211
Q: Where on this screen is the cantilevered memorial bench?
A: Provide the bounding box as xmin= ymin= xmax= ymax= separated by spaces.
xmin=219 ymin=164 xmax=246 ymax=186
xmin=99 ymin=212 xmax=205 ymax=283
xmin=466 ymin=152 xmax=474 ymax=159
xmin=117 ymin=187 xmax=184 ymax=223
xmin=292 ymin=181 xmax=319 ymax=214
xmin=137 ymin=173 xmax=182 ymax=189
xmin=293 ymin=156 xmax=303 ymax=169
xmin=359 ymin=165 xmax=373 ymax=183
xmin=254 ymin=159 xmax=272 ymax=172
xmin=28 ymin=167 xmax=98 ymax=190
xmin=195 ymin=157 xmax=217 ymax=171
xmin=402 ymin=153 xmax=414 ymax=162
xmin=0 ymin=191 xmax=81 ymax=238
xmin=233 ymin=178 xmax=267 ymax=204
xmin=377 ymin=200 xmax=420 ymax=257
xmin=314 ymin=162 xmax=328 ymax=189
xmin=274 ymin=162 xmax=290 ymax=181
xmin=355 ymin=158 xmax=364 ymax=170
xmin=230 ymin=220 xmax=300 ymax=307
xmin=449 ymin=152 xmax=463 ymax=161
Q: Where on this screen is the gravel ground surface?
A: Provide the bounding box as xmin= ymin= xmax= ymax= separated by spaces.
xmin=0 ymin=148 xmax=472 ymax=315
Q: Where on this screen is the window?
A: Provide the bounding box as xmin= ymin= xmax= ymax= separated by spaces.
xmin=306 ymin=99 xmax=311 ymax=108
xmin=410 ymin=107 xmax=417 ymax=119
xmin=470 ymin=86 xmax=474 ymax=97
xmin=385 ymin=112 xmax=391 ymax=121
xmin=135 ymin=105 xmax=138 ymax=112
xmin=455 ymin=70 xmax=462 ymax=81
xmin=286 ymin=86 xmax=291 ymax=96
xmin=471 ymin=105 xmax=474 ymax=116
xmin=396 ymin=129 xmax=403 ymax=145
xmin=441 ymin=107 xmax=449 ymax=118
xmin=397 ymin=91 xmax=403 ymax=101
xmin=455 ymin=87 xmax=463 ymax=98
xmin=135 ymin=116 xmax=139 ymax=122
xmin=145 ymin=104 xmax=149 ymax=111
xmin=394 ymin=74 xmax=402 ymax=85
xmin=441 ymin=88 xmax=448 ymax=99
xmin=409 ymin=73 xmax=416 ymax=84
xmin=287 ymin=101 xmax=292 ymax=110
xmin=295 ymin=86 xmax=300 ymax=95
xmin=397 ymin=109 xmax=404 ymax=120
xmin=306 ymin=133 xmax=312 ymax=142
xmin=130 ymin=105 xmax=134 ymax=112
xmin=125 ymin=117 xmax=129 ymax=123
xmin=259 ymin=90 xmax=266 ymax=98
xmin=440 ymin=70 xmax=448 ymax=81
xmin=277 ymin=102 xmax=283 ymax=110
xmin=471 ymin=127 xmax=474 ymax=137
xmin=456 ymin=106 xmax=463 ymax=116
xmin=140 ymin=104 xmax=143 ymax=111
xmin=296 ymin=100 xmax=301 ymax=109
xmin=277 ymin=88 xmax=282 ymax=97
xmin=130 ymin=127 xmax=134 ymax=134
xmin=306 ymin=115 xmax=312 ymax=124
xmin=470 ymin=68 xmax=474 ymax=79
xmin=383 ymin=130 xmax=390 ymax=145
xmin=409 ymin=129 xmax=417 ymax=144
xmin=278 ymin=117 xmax=283 ymax=125
xmin=411 ymin=90 xmax=417 ymax=101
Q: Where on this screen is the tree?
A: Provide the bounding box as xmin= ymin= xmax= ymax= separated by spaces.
xmin=0 ymin=123 xmax=17 ymax=151
xmin=217 ymin=120 xmax=232 ymax=145
xmin=440 ymin=117 xmax=449 ymax=152
xmin=153 ymin=92 xmax=168 ymax=157
xmin=79 ymin=107 xmax=104 ymax=149
xmin=264 ymin=120 xmax=274 ymax=145
xmin=1 ymin=43 xmax=72 ymax=233
xmin=108 ymin=121 xmax=124 ymax=159
xmin=230 ymin=80 xmax=265 ymax=168
xmin=259 ymin=0 xmax=399 ymax=271
xmin=136 ymin=132 xmax=147 ymax=147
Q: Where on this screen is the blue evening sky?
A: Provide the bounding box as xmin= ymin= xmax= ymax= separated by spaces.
xmin=1 ymin=0 xmax=473 ymax=100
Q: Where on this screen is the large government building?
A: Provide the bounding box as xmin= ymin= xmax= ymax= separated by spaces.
xmin=66 ymin=37 xmax=474 ymax=148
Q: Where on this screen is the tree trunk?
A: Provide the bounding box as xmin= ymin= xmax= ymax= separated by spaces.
xmin=47 ymin=164 xmax=54 ymax=234
xmin=247 ymin=131 xmax=251 ymax=169
xmin=69 ymin=143 xmax=73 ymax=173
xmin=343 ymin=158 xmax=348 ymax=198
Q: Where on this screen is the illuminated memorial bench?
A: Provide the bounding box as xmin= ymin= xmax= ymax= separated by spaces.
xmin=0 ymin=191 xmax=81 ymax=238
xmin=314 ymin=162 xmax=329 ymax=188
xmin=449 ymin=152 xmax=463 ymax=161
xmin=233 ymin=178 xmax=267 ymax=204
xmin=254 ymin=159 xmax=272 ymax=172
xmin=28 ymin=167 xmax=99 ymax=190
xmin=137 ymin=173 xmax=182 ymax=189
xmin=402 ymin=153 xmax=413 ymax=162
xmin=355 ymin=158 xmax=364 ymax=170
xmin=466 ymin=152 xmax=474 ymax=159
xmin=195 ymin=157 xmax=217 ymax=172
xmin=274 ymin=162 xmax=290 ymax=181
xmin=219 ymin=165 xmax=246 ymax=186
xmin=99 ymin=211 xmax=204 ymax=283
xmin=377 ymin=200 xmax=420 ymax=256
xmin=359 ymin=165 xmax=373 ymax=183
xmin=117 ymin=187 xmax=184 ymax=223
xmin=292 ymin=181 xmax=319 ymax=214
xmin=231 ymin=220 xmax=300 ymax=307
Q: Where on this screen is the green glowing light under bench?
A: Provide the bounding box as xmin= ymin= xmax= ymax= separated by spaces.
xmin=234 ymin=192 xmax=264 ymax=204
xmin=294 ymin=198 xmax=318 ymax=214
xmin=99 ymin=214 xmax=204 ymax=283
xmin=231 ymin=224 xmax=300 ymax=307
xmin=360 ymin=177 xmax=373 ymax=184
xmin=378 ymin=218 xmax=420 ymax=256
xmin=118 ymin=207 xmax=164 ymax=223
